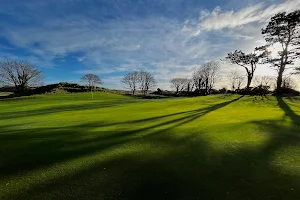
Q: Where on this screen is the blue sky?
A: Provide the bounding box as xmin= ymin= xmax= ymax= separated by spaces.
xmin=0 ymin=0 xmax=299 ymax=89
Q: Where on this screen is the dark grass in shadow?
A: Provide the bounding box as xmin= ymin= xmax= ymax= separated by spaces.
xmin=11 ymin=119 xmax=300 ymax=200
xmin=0 ymin=96 xmax=243 ymax=178
xmin=276 ymin=96 xmax=300 ymax=125
xmin=3 ymin=95 xmax=300 ymax=199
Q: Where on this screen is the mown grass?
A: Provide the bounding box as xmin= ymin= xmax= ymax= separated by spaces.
xmin=1 ymin=92 xmax=300 ymax=200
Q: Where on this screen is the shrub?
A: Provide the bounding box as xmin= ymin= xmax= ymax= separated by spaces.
xmin=251 ymin=85 xmax=270 ymax=96
xmin=274 ymin=87 xmax=300 ymax=96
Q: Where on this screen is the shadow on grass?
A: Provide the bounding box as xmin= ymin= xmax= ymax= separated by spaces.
xmin=9 ymin=121 xmax=300 ymax=200
xmin=0 ymin=96 xmax=243 ymax=177
xmin=276 ymin=96 xmax=300 ymax=125
xmin=7 ymin=95 xmax=300 ymax=199
xmin=0 ymin=99 xmax=139 ymax=120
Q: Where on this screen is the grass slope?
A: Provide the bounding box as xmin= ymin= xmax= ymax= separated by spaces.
xmin=1 ymin=93 xmax=300 ymax=200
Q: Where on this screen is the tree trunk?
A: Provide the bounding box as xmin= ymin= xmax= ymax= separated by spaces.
xmin=205 ymin=78 xmax=209 ymax=95
xmin=15 ymin=84 xmax=25 ymax=93
xmin=246 ymin=75 xmax=252 ymax=91
xmin=276 ymin=67 xmax=284 ymax=93
xmin=198 ymin=78 xmax=202 ymax=93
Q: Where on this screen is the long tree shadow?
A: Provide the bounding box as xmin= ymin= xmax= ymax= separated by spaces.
xmin=276 ymin=96 xmax=300 ymax=126
xmin=0 ymin=96 xmax=242 ymax=180
xmin=10 ymin=119 xmax=300 ymax=200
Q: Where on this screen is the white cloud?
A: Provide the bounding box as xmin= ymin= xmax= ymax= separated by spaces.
xmin=194 ymin=0 xmax=300 ymax=33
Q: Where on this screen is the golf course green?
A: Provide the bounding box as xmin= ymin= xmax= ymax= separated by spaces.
xmin=1 ymin=92 xmax=300 ymax=200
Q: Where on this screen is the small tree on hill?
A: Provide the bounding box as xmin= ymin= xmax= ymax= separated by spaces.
xmin=80 ymin=74 xmax=103 ymax=99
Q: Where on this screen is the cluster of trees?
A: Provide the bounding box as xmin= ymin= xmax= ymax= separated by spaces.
xmin=192 ymin=61 xmax=220 ymax=95
xmin=169 ymin=78 xmax=192 ymax=94
xmin=167 ymin=10 xmax=300 ymax=95
xmin=121 ymin=71 xmax=156 ymax=95
xmin=226 ymin=10 xmax=300 ymax=94
xmin=168 ymin=61 xmax=221 ymax=95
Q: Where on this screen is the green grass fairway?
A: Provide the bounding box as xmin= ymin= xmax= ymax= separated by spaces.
xmin=1 ymin=93 xmax=300 ymax=200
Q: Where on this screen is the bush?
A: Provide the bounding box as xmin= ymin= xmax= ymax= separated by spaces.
xmin=251 ymin=85 xmax=271 ymax=96
xmin=152 ymin=88 xmax=163 ymax=95
xmin=218 ymin=88 xmax=227 ymax=94
xmin=274 ymin=87 xmax=300 ymax=96
xmin=46 ymin=88 xmax=69 ymax=94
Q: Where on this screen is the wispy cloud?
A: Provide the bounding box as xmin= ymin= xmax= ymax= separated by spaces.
xmin=194 ymin=0 xmax=300 ymax=33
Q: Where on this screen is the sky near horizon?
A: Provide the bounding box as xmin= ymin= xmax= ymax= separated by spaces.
xmin=0 ymin=0 xmax=299 ymax=90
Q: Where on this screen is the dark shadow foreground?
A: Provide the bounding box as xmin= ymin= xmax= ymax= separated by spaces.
xmin=2 ymin=96 xmax=300 ymax=200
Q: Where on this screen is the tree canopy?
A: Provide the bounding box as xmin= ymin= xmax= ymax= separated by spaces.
xmin=259 ymin=10 xmax=300 ymax=92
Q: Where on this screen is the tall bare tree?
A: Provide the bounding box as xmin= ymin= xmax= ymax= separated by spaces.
xmin=80 ymin=73 xmax=103 ymax=99
xmin=170 ymin=78 xmax=189 ymax=94
xmin=259 ymin=10 xmax=300 ymax=92
xmin=121 ymin=71 xmax=139 ymax=95
xmin=228 ymin=70 xmax=245 ymax=91
xmin=138 ymin=71 xmax=156 ymax=95
xmin=193 ymin=61 xmax=220 ymax=94
xmin=254 ymin=76 xmax=275 ymax=87
xmin=186 ymin=78 xmax=194 ymax=93
xmin=0 ymin=59 xmax=42 ymax=92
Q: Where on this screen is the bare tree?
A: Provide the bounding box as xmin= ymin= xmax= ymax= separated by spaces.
xmin=138 ymin=71 xmax=156 ymax=95
xmin=228 ymin=70 xmax=245 ymax=91
xmin=282 ymin=76 xmax=297 ymax=89
xmin=185 ymin=78 xmax=194 ymax=93
xmin=121 ymin=71 xmax=139 ymax=95
xmin=259 ymin=10 xmax=300 ymax=93
xmin=170 ymin=78 xmax=189 ymax=94
xmin=0 ymin=59 xmax=42 ymax=92
xmin=193 ymin=61 xmax=220 ymax=94
xmin=80 ymin=74 xmax=103 ymax=99
xmin=254 ymin=75 xmax=275 ymax=87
